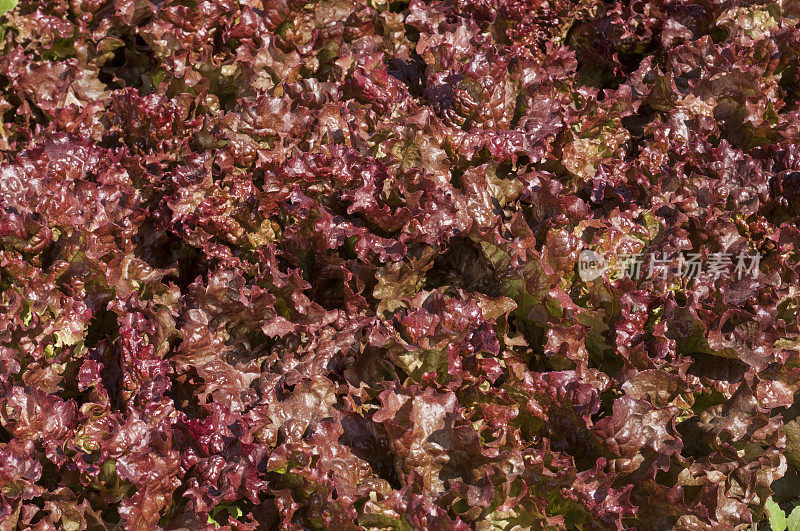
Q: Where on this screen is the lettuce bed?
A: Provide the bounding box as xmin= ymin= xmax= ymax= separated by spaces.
xmin=1 ymin=0 xmax=800 ymax=529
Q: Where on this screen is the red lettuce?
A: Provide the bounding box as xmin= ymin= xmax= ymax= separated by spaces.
xmin=0 ymin=0 xmax=798 ymax=528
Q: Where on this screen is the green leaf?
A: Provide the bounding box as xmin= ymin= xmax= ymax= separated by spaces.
xmin=0 ymin=0 xmax=17 ymax=15
xmin=20 ymin=305 xmax=32 ymax=326
xmin=207 ymin=503 xmax=245 ymax=527
xmin=767 ymin=498 xmax=788 ymax=531
xmin=788 ymin=505 xmax=800 ymax=531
